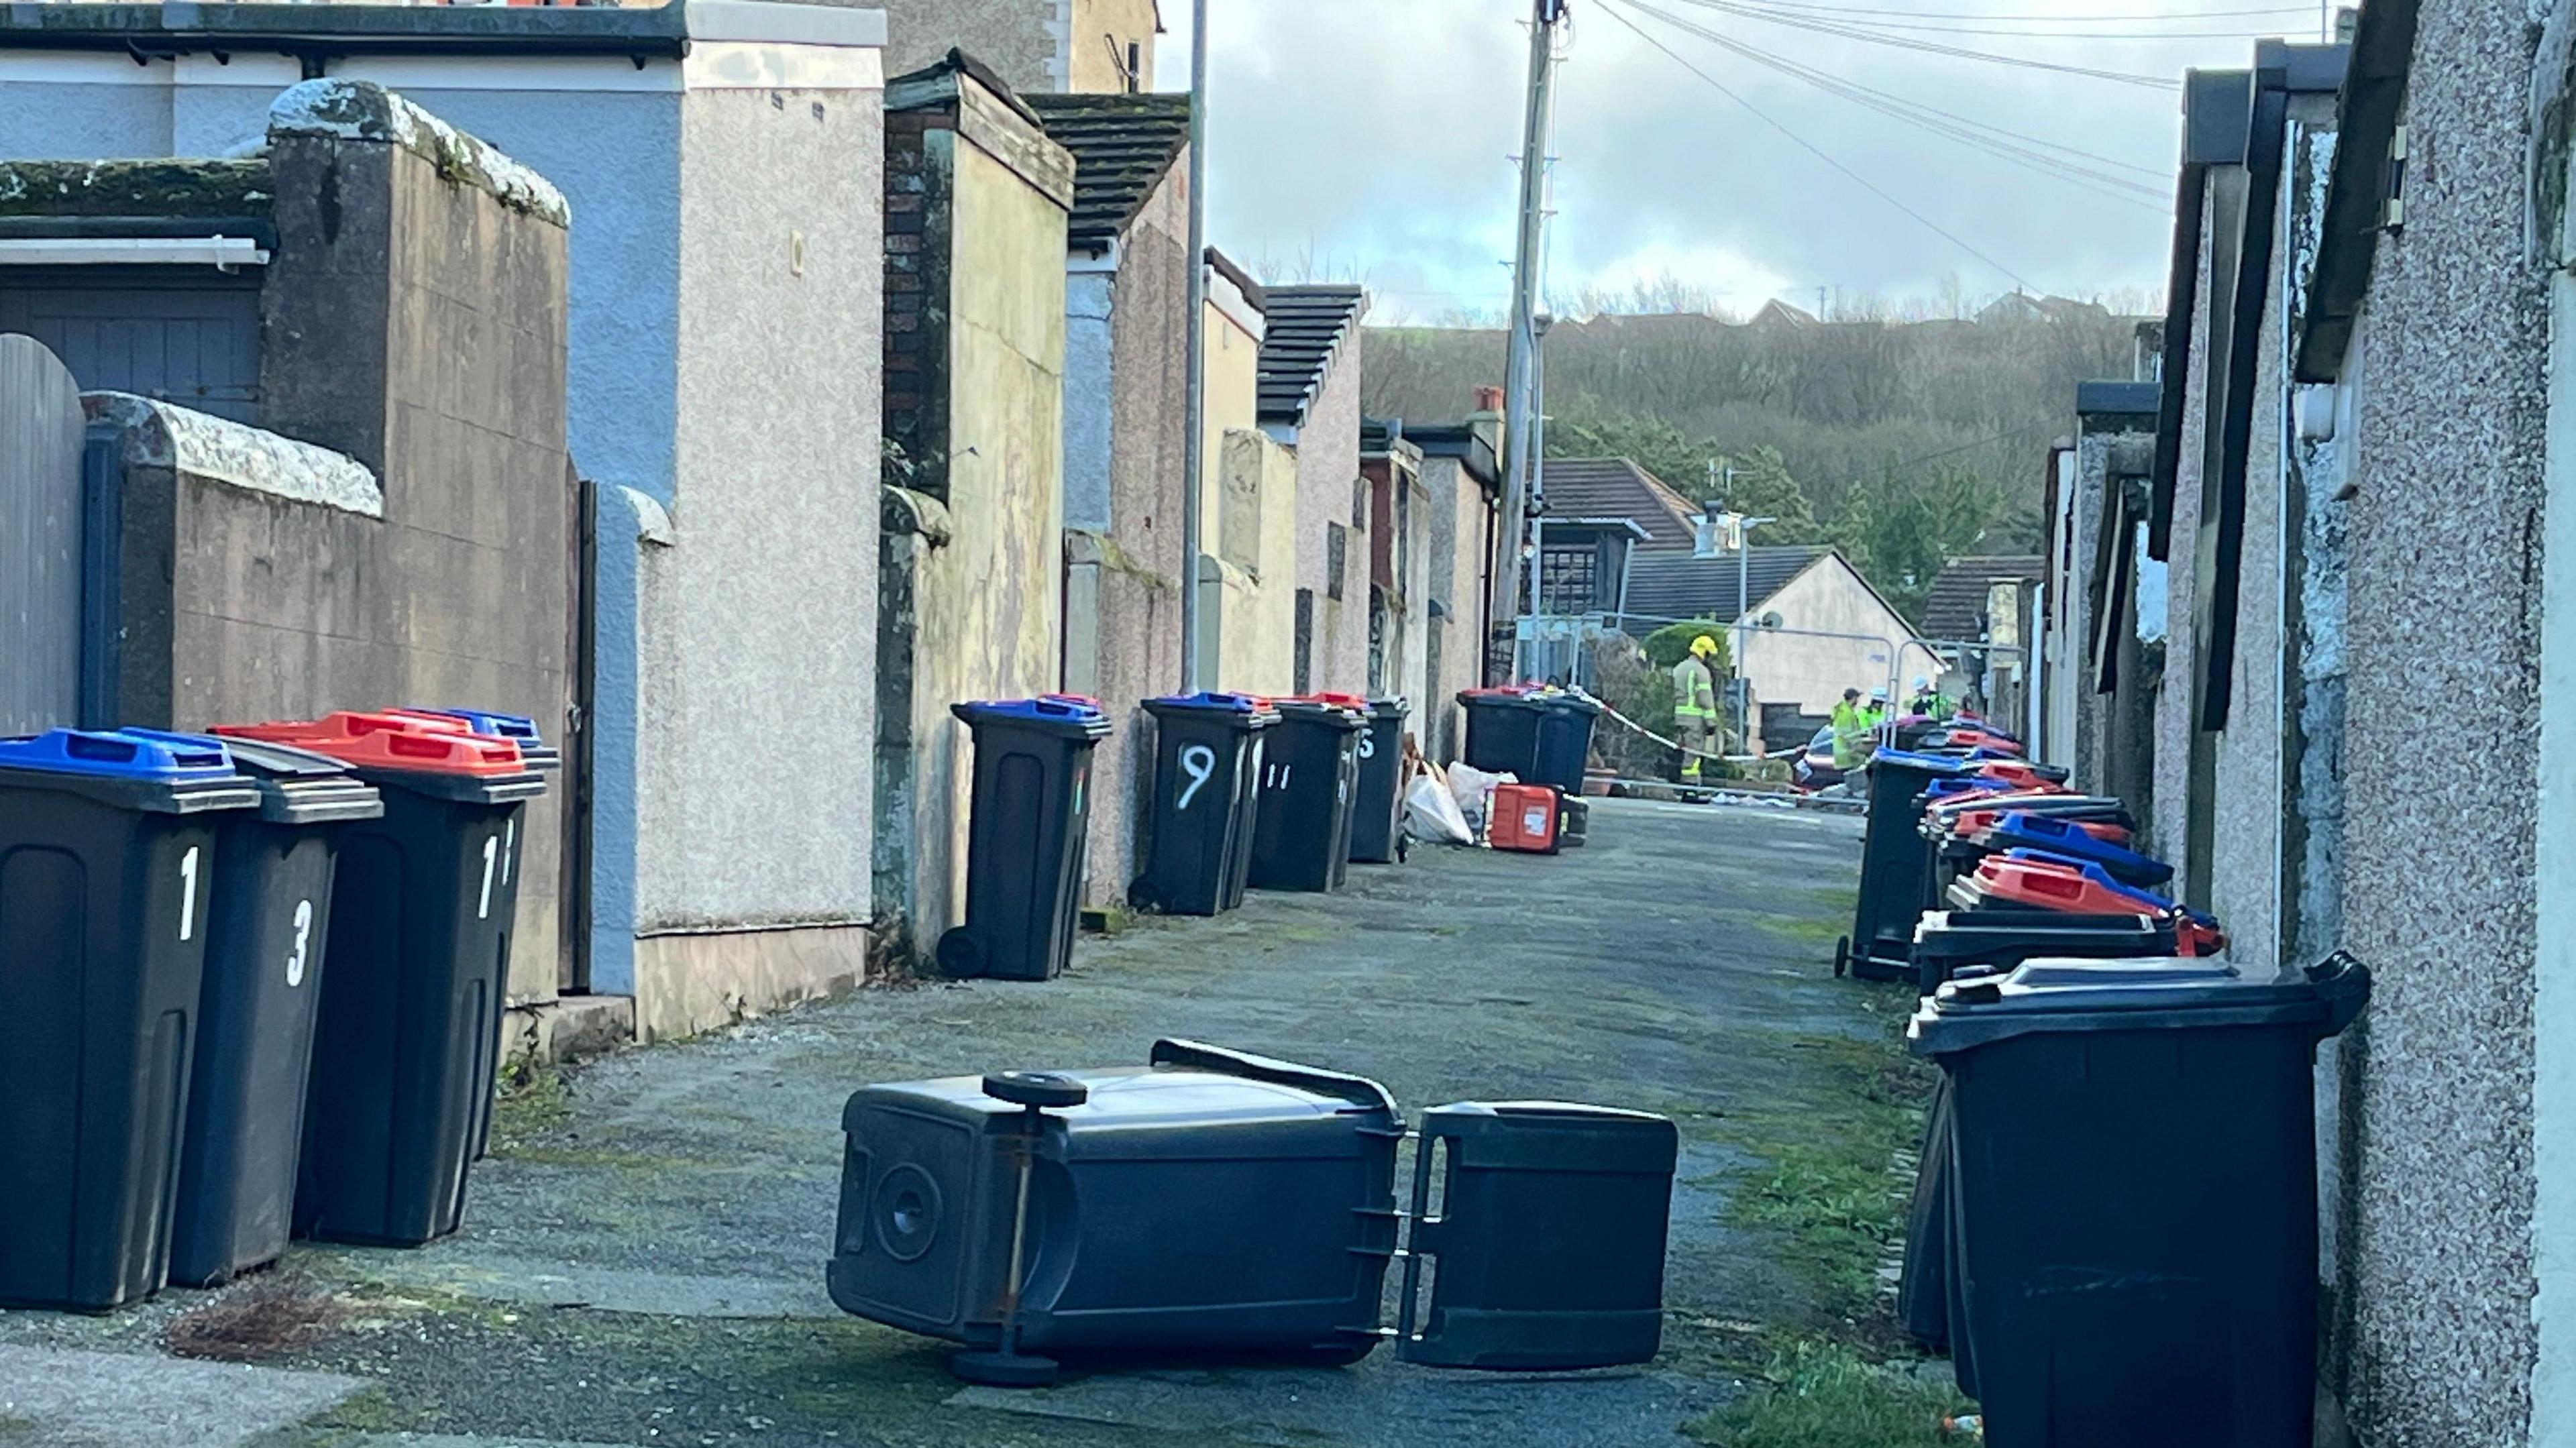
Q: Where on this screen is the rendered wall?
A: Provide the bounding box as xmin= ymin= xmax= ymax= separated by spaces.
xmin=1293 ymin=335 xmax=1368 ymax=695
xmin=1073 ymin=162 xmax=1188 ymax=910
xmin=2326 ymin=1 xmax=2546 ymax=1439
xmin=890 ymin=129 xmax=1069 ymax=960
xmin=876 ymin=0 xmax=1052 ymax=94
xmin=1066 ymin=0 xmax=1160 ymax=91
xmin=624 ymin=81 xmax=883 ymax=1038
xmin=2154 ymin=184 xmax=2219 ymax=865
xmin=1734 ymin=558 xmax=1913 ymax=715
xmin=1211 ymin=426 xmax=1299 ymax=697
xmin=1421 ymin=453 xmax=1491 ymax=762
xmin=1201 ymin=292 xmax=1261 ymax=542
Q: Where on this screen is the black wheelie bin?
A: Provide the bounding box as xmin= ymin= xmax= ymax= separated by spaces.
xmin=164 ymin=736 xmax=384 ymax=1286
xmin=213 ymin=713 xmax=547 ymax=1247
xmin=1132 ymin=692 xmax=1275 ymax=916
xmin=1248 ymin=697 xmax=1364 ymax=892
xmin=0 ymin=728 xmax=258 ymax=1310
xmin=1909 ymin=955 xmax=2371 ymax=1448
xmin=939 ymin=698 xmax=1111 ymax=981
xmin=1840 ymin=748 xmax=1972 ymax=980
xmin=1347 ymin=697 xmax=1408 ymax=865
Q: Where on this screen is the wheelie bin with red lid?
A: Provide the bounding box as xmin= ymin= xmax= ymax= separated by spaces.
xmin=1248 ymin=697 xmax=1364 ymax=892
xmin=161 ymin=735 xmax=384 ymax=1286
xmin=213 ymin=713 xmax=546 ymax=1246
xmin=939 ymin=698 xmax=1111 ymax=981
xmin=0 ymin=728 xmax=258 ymax=1309
xmin=1132 ymin=693 xmax=1276 ymax=916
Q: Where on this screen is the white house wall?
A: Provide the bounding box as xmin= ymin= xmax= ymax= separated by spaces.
xmin=1734 ymin=557 xmax=1912 ymax=714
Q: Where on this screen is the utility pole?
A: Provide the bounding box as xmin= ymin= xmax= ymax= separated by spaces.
xmin=1178 ymin=0 xmax=1212 ymax=692
xmin=1490 ymin=0 xmax=1568 ymax=683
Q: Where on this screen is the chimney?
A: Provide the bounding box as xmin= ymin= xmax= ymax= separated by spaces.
xmin=1471 ymin=384 xmax=1505 ymax=415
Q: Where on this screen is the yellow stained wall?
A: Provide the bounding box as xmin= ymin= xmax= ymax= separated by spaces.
xmin=912 ymin=138 xmax=1069 ymax=945
xmin=1210 ymin=425 xmax=1299 ymax=697
xmin=1200 ymin=295 xmax=1259 ymax=528
xmin=1069 ymin=0 xmax=1161 ymax=91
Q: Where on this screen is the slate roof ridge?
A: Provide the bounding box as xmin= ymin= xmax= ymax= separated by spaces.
xmin=1256 ymin=284 xmax=1368 ymax=426
xmin=1026 ymin=91 xmax=1191 ymax=249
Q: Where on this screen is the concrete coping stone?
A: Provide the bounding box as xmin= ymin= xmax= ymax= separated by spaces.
xmin=83 ymin=390 xmax=384 ymax=519
xmin=268 ymin=79 xmax=570 ymax=228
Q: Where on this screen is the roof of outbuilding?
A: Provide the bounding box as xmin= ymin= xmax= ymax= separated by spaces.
xmin=1024 ymin=93 xmax=1189 ymax=250
xmin=1537 ymin=457 xmax=1704 ymax=550
xmin=1919 ymin=554 xmax=2043 ymax=642
xmin=1256 ymin=285 xmax=1366 ymax=425
xmin=1616 ymin=547 xmax=1831 ymax=625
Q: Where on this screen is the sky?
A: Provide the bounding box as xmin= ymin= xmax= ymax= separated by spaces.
xmin=1154 ymin=0 xmax=2336 ymax=323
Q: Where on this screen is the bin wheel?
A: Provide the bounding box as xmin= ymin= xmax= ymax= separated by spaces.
xmin=949 ymin=1349 xmax=1060 ymax=1388
xmin=936 ymin=928 xmax=982 ymax=980
xmin=1126 ymin=879 xmax=1161 ymax=914
xmin=982 ymin=1070 xmax=1090 ymax=1110
xmin=1833 ymin=936 xmax=1851 ymax=979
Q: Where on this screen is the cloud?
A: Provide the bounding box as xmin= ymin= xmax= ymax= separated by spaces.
xmin=1159 ymin=0 xmax=2314 ymax=312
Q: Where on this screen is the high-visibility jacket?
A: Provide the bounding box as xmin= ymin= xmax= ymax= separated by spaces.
xmin=1672 ymin=656 xmax=1719 ymax=722
xmin=1831 ymin=700 xmax=1870 ymax=770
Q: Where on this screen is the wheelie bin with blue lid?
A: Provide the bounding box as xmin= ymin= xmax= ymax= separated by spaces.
xmin=1910 ymin=955 xmax=2371 ymax=1446
xmin=1838 ymin=747 xmax=1974 ymax=981
xmin=0 ymin=728 xmax=258 ymax=1309
xmin=1248 ymin=697 xmax=1364 ymax=892
xmin=1132 ymin=692 xmax=1276 ymax=916
xmin=940 ymin=698 xmax=1111 ymax=981
xmin=213 ymin=714 xmax=547 ymax=1247
xmin=161 ymin=735 xmax=384 ymax=1286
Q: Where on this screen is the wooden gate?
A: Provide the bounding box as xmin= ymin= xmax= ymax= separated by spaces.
xmin=0 ymin=334 xmax=87 ymax=735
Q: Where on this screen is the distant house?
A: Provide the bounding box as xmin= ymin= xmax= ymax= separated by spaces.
xmin=1616 ymin=547 xmax=1923 ymax=716
xmin=1028 ymin=89 xmax=1191 ymax=914
xmin=1534 ymin=457 xmax=1705 ymax=616
xmin=1258 ymin=284 xmax=1370 ymax=695
xmin=874 ymin=0 xmax=1162 ymax=96
xmin=1976 ymin=292 xmax=2114 ymax=325
xmin=1921 ymin=555 xmax=2044 ymax=644
xmin=1751 ymin=298 xmax=1819 ymax=329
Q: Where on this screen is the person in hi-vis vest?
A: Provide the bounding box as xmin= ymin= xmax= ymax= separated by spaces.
xmin=1672 ymin=634 xmax=1723 ymax=783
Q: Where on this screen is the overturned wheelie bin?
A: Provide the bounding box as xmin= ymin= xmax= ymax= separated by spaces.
xmin=828 ymin=1040 xmax=1678 ymax=1385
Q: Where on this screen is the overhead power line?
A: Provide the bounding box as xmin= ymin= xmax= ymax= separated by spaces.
xmin=1621 ymin=0 xmax=2175 ymax=211
xmin=1593 ymin=0 xmax=2040 ymax=290
xmin=1658 ymin=0 xmax=2187 ymax=87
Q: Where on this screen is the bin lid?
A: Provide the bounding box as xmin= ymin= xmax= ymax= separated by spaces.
xmin=951 ymin=696 xmax=1113 ymax=739
xmin=1456 ymin=686 xmax=1542 ymax=708
xmin=391 ymin=705 xmax=563 ymax=771
xmin=213 ymin=714 xmax=545 ymax=801
xmin=1871 ymin=747 xmax=1975 ymax=773
xmin=0 ymin=727 xmax=260 ymax=814
xmin=1142 ymin=691 xmax=1279 ymax=724
xmin=178 ymin=734 xmax=387 ymax=824
xmin=1909 ymin=954 xmax=2371 ymax=1055
xmin=1269 ymin=698 xmax=1366 ymax=728
xmin=1980 ymin=814 xmax=2171 ymax=881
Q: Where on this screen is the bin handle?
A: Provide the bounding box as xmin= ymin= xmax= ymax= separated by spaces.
xmin=2306 ymin=950 xmax=2372 ymax=1036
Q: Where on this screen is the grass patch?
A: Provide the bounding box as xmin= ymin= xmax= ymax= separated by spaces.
xmin=1685 ymin=1339 xmax=1971 ymax=1448
xmin=1719 ymin=986 xmax=1939 ymax=1332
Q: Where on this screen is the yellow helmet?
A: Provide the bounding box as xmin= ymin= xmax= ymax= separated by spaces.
xmin=1690 ymin=634 xmax=1719 ymax=658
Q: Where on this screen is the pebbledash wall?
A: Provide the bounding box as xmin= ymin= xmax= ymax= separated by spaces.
xmin=870 ymin=0 xmax=1159 ymax=95
xmin=0 ymin=2 xmax=891 ymax=1041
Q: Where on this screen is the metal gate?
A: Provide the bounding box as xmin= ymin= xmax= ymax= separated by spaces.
xmin=0 ymin=334 xmax=87 ymax=735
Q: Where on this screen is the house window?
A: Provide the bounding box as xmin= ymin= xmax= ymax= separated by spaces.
xmin=1538 ymin=544 xmax=1598 ymax=614
xmin=1326 ymin=522 xmax=1348 ymax=600
xmin=1126 ymin=42 xmax=1142 ymax=93
xmin=1294 ymin=589 xmax=1316 ymax=693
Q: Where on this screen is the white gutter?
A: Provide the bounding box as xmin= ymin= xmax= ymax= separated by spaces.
xmin=0 ymin=236 xmax=268 ymax=270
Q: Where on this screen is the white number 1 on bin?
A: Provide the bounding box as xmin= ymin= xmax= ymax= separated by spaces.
xmin=1176 ymin=744 xmax=1216 ymax=812
xmin=178 ymin=846 xmax=200 ymax=942
xmin=478 ymin=836 xmax=500 ymax=920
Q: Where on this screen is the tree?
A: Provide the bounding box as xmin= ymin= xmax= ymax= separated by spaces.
xmin=1827 ymin=459 xmax=2012 ymax=626
xmin=1543 ymin=395 xmax=1821 ymax=543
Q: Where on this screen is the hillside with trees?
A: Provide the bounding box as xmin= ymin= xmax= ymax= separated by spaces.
xmin=1360 ymin=301 xmax=2143 ymax=622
